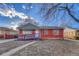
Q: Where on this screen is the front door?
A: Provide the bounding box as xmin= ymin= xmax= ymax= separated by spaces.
xmin=35 ymin=30 xmax=40 ymax=39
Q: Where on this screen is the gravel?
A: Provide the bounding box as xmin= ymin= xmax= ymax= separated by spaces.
xmin=12 ymin=39 xmax=79 ymax=56
xmin=0 ymin=40 xmax=33 ymax=55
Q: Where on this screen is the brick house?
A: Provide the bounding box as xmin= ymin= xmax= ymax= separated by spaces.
xmin=64 ymin=27 xmax=79 ymax=40
xmin=17 ymin=23 xmax=64 ymax=40
xmin=0 ymin=27 xmax=17 ymax=39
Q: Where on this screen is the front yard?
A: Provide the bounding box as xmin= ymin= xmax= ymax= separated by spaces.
xmin=0 ymin=40 xmax=33 ymax=55
xmin=12 ymin=39 xmax=79 ymax=56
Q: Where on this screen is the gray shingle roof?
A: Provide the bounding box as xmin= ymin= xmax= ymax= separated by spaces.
xmin=17 ymin=23 xmax=39 ymax=30
xmin=17 ymin=23 xmax=64 ymax=30
xmin=0 ymin=27 xmax=16 ymax=32
xmin=39 ymin=26 xmax=63 ymax=29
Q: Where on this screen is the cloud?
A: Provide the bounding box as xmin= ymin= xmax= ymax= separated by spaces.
xmin=0 ymin=3 xmax=28 ymax=19
xmin=0 ymin=4 xmax=40 ymax=29
xmin=22 ymin=5 xmax=26 ymax=9
xmin=22 ymin=4 xmax=33 ymax=10
xmin=10 ymin=17 xmax=40 ymax=30
xmin=10 ymin=20 xmax=23 ymax=30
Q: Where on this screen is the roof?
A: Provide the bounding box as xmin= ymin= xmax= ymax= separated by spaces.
xmin=0 ymin=27 xmax=9 ymax=30
xmin=0 ymin=27 xmax=16 ymax=32
xmin=17 ymin=23 xmax=64 ymax=30
xmin=17 ymin=23 xmax=39 ymax=30
xmin=64 ymin=25 xmax=79 ymax=30
xmin=39 ymin=26 xmax=64 ymax=29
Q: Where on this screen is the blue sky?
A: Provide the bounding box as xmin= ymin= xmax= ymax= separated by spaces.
xmin=0 ymin=3 xmax=79 ymax=29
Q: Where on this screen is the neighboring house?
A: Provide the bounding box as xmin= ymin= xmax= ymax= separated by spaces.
xmin=76 ymin=30 xmax=79 ymax=39
xmin=64 ymin=28 xmax=79 ymax=40
xmin=0 ymin=27 xmax=17 ymax=39
xmin=17 ymin=23 xmax=64 ymax=40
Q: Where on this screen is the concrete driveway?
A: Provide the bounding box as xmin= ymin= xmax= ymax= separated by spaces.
xmin=12 ymin=39 xmax=79 ymax=56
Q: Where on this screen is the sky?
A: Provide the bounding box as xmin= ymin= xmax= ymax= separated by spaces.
xmin=0 ymin=3 xmax=79 ymax=29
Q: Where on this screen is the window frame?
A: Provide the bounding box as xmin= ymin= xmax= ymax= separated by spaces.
xmin=44 ymin=30 xmax=48 ymax=35
xmin=53 ymin=30 xmax=60 ymax=35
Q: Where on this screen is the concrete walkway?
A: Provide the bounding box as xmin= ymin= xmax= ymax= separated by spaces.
xmin=1 ymin=41 xmax=37 ymax=56
xmin=0 ymin=39 xmax=17 ymax=43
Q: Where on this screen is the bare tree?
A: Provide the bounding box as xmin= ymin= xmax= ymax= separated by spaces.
xmin=39 ymin=3 xmax=79 ymax=23
xmin=26 ymin=3 xmax=79 ymax=23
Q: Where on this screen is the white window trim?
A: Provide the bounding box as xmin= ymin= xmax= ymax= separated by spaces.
xmin=53 ymin=30 xmax=59 ymax=35
xmin=44 ymin=30 xmax=48 ymax=35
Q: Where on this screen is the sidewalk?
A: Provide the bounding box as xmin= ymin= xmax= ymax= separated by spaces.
xmin=64 ymin=38 xmax=79 ymax=44
xmin=0 ymin=39 xmax=17 ymax=43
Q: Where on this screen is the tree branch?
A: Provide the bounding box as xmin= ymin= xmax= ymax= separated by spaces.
xmin=66 ymin=7 xmax=79 ymax=23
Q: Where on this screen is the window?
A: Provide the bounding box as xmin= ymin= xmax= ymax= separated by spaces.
xmin=10 ymin=32 xmax=17 ymax=35
xmin=23 ymin=31 xmax=32 ymax=34
xmin=0 ymin=30 xmax=4 ymax=34
xmin=44 ymin=30 xmax=48 ymax=35
xmin=0 ymin=31 xmax=1 ymax=34
xmin=77 ymin=32 xmax=79 ymax=36
xmin=53 ymin=30 xmax=59 ymax=35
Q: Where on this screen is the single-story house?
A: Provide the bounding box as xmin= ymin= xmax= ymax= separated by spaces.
xmin=17 ymin=23 xmax=64 ymax=40
xmin=0 ymin=27 xmax=17 ymax=39
xmin=64 ymin=27 xmax=79 ymax=40
xmin=76 ymin=30 xmax=79 ymax=39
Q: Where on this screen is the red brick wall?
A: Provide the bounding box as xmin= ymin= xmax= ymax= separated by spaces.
xmin=40 ymin=29 xmax=64 ymax=39
xmin=0 ymin=30 xmax=17 ymax=39
xmin=18 ymin=29 xmax=64 ymax=39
